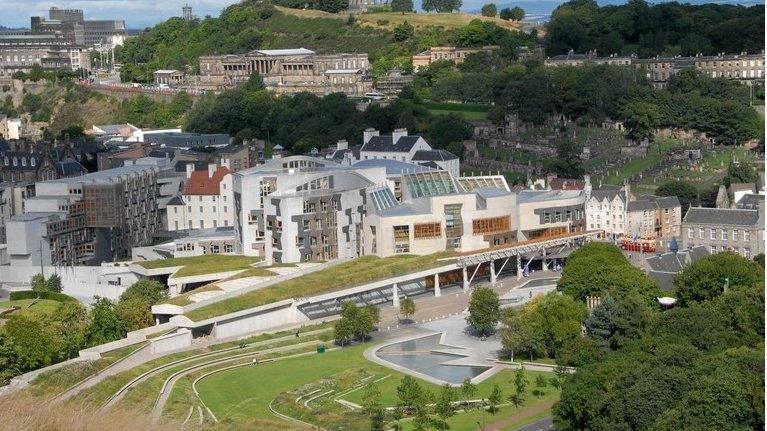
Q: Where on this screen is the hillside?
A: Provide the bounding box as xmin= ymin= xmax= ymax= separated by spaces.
xmin=117 ymin=2 xmax=528 ymax=82
xmin=275 ymin=6 xmax=521 ymax=31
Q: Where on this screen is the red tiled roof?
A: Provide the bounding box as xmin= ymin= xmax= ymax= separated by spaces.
xmin=183 ymin=166 xmax=231 ymax=195
xmin=550 ymin=178 xmax=585 ymax=190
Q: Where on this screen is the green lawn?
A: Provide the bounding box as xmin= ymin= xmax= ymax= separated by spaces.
xmin=185 ymin=253 xmax=454 ymax=321
xmin=0 ymin=299 xmax=62 ymax=318
xmin=429 ymin=109 xmax=489 ymax=120
xmin=136 ymin=255 xmax=262 ymax=277
xmin=197 ymin=344 xmax=559 ymax=430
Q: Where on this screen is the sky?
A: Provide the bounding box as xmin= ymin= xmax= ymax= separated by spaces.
xmin=0 ymin=0 xmax=759 ymax=29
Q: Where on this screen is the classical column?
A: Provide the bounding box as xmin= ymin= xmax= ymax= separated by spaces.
xmin=434 ymin=273 xmax=441 ymax=297
xmin=541 ymin=248 xmax=548 ymax=272
xmin=462 ymin=266 xmax=469 ymax=292
xmin=392 ymin=283 xmax=400 ymax=308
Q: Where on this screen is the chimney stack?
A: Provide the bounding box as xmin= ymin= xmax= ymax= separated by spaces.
xmin=392 ymin=128 xmax=408 ymax=145
xmin=185 ymin=162 xmax=194 ymax=179
xmin=337 ymin=139 xmax=348 ymax=151
xmin=363 ymin=128 xmax=379 ymax=145
xmin=208 ymin=162 xmax=217 ymax=178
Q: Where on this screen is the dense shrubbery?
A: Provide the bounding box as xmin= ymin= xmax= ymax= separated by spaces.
xmin=549 ymin=249 xmax=764 ymax=431
xmin=0 ymin=279 xmax=167 ymax=385
xmin=545 ymin=0 xmax=764 ymax=57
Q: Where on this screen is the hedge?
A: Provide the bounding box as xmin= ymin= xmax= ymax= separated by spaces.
xmin=10 ymin=290 xmax=76 ymax=302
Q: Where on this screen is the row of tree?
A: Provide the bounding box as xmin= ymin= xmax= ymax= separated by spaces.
xmin=545 ymin=0 xmax=764 ymax=58
xmin=480 ymin=4 xmax=524 ymax=21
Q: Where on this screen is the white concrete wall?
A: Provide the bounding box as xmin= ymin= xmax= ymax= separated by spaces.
xmin=150 ymin=329 xmax=192 ymax=354
xmin=0 ymin=265 xmax=136 ymax=303
xmin=212 ymin=303 xmax=307 ymax=339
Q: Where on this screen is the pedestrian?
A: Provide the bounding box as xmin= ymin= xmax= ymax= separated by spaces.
xmin=252 ymin=356 xmax=258 ymax=365
xmin=295 ymin=329 xmax=300 ymax=338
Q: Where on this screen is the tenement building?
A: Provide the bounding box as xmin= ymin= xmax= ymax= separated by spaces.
xmin=681 ymin=203 xmax=765 ymax=258
xmin=196 ymin=48 xmax=373 ymax=96
xmin=6 ymin=164 xmax=160 ymax=266
xmin=359 ymin=128 xmax=460 ymax=177
xmin=166 ymin=163 xmax=235 ymax=231
xmin=543 ymin=50 xmax=633 ymax=67
xmin=636 ymin=52 xmax=765 ymax=87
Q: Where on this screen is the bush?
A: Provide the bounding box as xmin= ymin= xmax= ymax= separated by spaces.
xmin=9 ymin=290 xmax=76 ymax=302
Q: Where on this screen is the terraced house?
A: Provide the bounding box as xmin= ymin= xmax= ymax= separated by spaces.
xmin=681 ymin=201 xmax=765 ymax=258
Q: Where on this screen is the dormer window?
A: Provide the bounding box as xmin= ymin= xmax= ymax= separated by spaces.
xmin=3 ymin=157 xmax=7 ymax=166
xmin=12 ymin=157 xmax=17 ymax=166
xmin=21 ymin=158 xmax=26 ymax=167
xmin=31 ymin=157 xmax=35 ymax=167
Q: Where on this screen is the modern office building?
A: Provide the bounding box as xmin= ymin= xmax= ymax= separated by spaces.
xmin=40 ymin=7 xmax=126 ymax=47
xmin=6 ymin=164 xmax=160 ymax=266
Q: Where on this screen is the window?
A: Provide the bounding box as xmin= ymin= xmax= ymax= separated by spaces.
xmin=199 ymin=220 xmax=204 ymax=228
xmin=174 ymin=221 xmax=178 ymax=229
xmin=698 ymin=228 xmax=704 ymax=239
xmin=187 ymin=206 xmax=192 ymax=213
xmin=722 ymin=230 xmax=728 ymax=241
xmin=472 ymin=216 xmax=510 ymax=235
xmin=687 ymin=228 xmax=693 ymax=239
xmin=199 ymin=206 xmax=203 ymax=213
xmin=213 ymin=206 xmax=216 ymax=213
xmin=710 ymin=245 xmax=717 ymax=254
xmin=393 ymin=225 xmax=410 ymax=253
xmin=413 ymin=223 xmax=441 ymax=239
xmin=174 ymin=207 xmax=178 ymax=214
xmin=744 ymin=231 xmax=750 ymax=241
xmin=732 ymin=230 xmax=738 ymax=241
xmin=188 ymin=220 xmax=193 ymax=229
xmin=710 ymin=229 xmax=716 ymax=240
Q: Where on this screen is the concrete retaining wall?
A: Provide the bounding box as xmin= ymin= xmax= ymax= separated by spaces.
xmin=150 ymin=329 xmax=192 ymax=355
xmin=212 ymin=303 xmax=308 ymax=339
xmin=0 ymin=265 xmax=136 ymax=303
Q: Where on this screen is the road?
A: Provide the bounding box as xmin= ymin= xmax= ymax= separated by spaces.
xmin=510 ymin=416 xmax=555 ymax=431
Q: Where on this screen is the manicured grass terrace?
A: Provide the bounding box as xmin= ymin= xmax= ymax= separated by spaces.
xmin=197 ymin=344 xmax=559 ymax=429
xmin=184 ymin=252 xmax=455 ymax=321
xmin=136 ymin=255 xmax=262 ymax=277
xmin=0 ymin=299 xmax=63 ymax=318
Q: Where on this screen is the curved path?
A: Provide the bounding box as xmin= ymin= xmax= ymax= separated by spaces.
xmin=102 ymin=328 xmax=330 ymax=410
xmin=150 ymin=340 xmax=321 ymax=423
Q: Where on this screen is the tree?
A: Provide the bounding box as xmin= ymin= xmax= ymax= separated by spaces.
xmin=400 ymin=297 xmax=416 ymax=322
xmin=481 ymin=3 xmax=497 ymax=17
xmin=499 ymin=8 xmax=513 ymax=20
xmin=621 ymin=100 xmax=660 ymax=142
xmin=30 ymin=273 xmax=47 ymax=293
xmin=396 ymin=375 xmax=424 ymax=411
xmin=549 ymin=138 xmax=584 ymax=178
xmin=461 ymin=377 xmax=477 ymax=405
xmin=487 ymin=383 xmax=503 ymax=414
xmin=434 ymin=384 xmax=456 ymax=430
xmin=422 ymin=0 xmax=438 ymax=12
xmin=0 ymin=335 xmax=20 ymax=385
xmin=509 ymin=6 xmax=524 ymax=20
xmin=362 ymin=383 xmax=386 ymax=431
xmin=723 ymin=162 xmax=757 ymax=188
xmin=754 ymin=253 xmax=764 ymax=268
xmin=535 ymin=374 xmax=547 ymax=389
xmin=120 ymin=280 xmax=167 ymax=305
xmin=518 ymin=293 xmax=587 ymax=359
xmin=584 ymin=295 xmax=619 ymax=348
xmin=3 ymin=315 xmax=59 ymax=371
xmin=656 ymin=180 xmax=699 ymax=213
xmin=500 ymin=308 xmax=524 ymax=362
xmin=116 ymin=297 xmax=154 ymax=332
xmin=674 ymin=252 xmax=764 ymax=305
xmin=334 ymin=313 xmax=355 ymax=346
xmin=391 ymin=0 xmax=414 ymax=13
xmin=393 ymin=21 xmax=415 ymax=42
xmin=84 ymin=297 xmax=126 ymax=347
xmin=510 ymin=367 xmax=527 ymax=408
xmin=466 ymin=287 xmax=500 ymax=336
xmin=46 ymin=301 xmax=88 ymax=359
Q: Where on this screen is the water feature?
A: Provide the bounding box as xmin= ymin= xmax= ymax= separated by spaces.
xmin=375 ymin=334 xmax=491 ymax=384
xmin=521 ymin=277 xmax=559 ymax=288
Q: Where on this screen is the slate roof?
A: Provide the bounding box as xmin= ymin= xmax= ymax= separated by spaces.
xmin=736 ymin=194 xmax=765 ymax=210
xmin=683 ymin=207 xmax=760 ymax=226
xmin=55 ymin=160 xmax=87 ymax=176
xmin=361 ymin=135 xmax=421 ymax=153
xmin=549 ymin=178 xmax=585 ymax=190
xmin=655 ymin=196 xmax=680 ymax=209
xmin=411 ymin=149 xmax=458 ymax=161
xmin=174 ymin=160 xmax=208 ymax=173
xmin=730 ymin=182 xmax=756 ymax=193
xmin=589 ymin=187 xmax=625 ymax=202
xmin=627 ymin=200 xmax=657 ymax=211
xmin=352 ymin=159 xmax=433 ymax=175
xmin=166 ymin=195 xmax=184 ymax=206
xmin=183 ymin=166 xmax=231 ymax=195
xmin=646 ymin=245 xmax=709 ymax=291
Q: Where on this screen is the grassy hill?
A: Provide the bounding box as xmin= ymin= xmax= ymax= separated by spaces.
xmin=276 ymin=6 xmax=521 ymax=31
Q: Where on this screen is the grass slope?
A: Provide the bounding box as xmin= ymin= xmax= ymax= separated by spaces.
xmin=197 ymin=343 xmax=558 ymax=429
xmin=185 ymin=252 xmax=454 ymax=321
xmin=0 ymin=299 xmax=63 ymax=318
xmin=276 ymin=7 xmax=521 ymax=31
xmin=137 ymin=255 xmax=262 ymax=277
